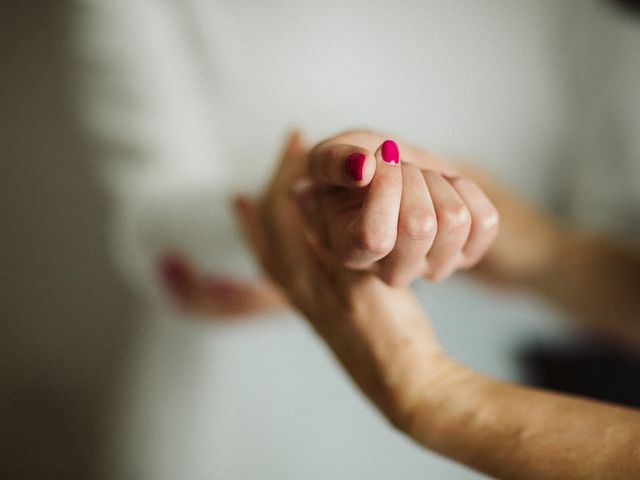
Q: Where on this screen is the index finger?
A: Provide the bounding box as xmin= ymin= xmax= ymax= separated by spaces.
xmin=332 ymin=140 xmax=403 ymax=269
xmin=309 ymin=141 xmax=376 ymax=187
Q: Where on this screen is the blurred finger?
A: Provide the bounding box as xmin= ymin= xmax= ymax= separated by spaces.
xmin=159 ymin=253 xmax=200 ymax=306
xmin=200 ymin=276 xmax=286 ymax=316
xmin=290 ymin=177 xmax=331 ymax=250
xmin=233 ymin=129 xmax=309 ymax=276
xmin=423 ymin=171 xmax=471 ymax=282
xmin=377 ymin=164 xmax=435 ymax=287
xmin=234 ymin=133 xmax=329 ymax=296
xmin=261 ymin=129 xmax=309 ymax=207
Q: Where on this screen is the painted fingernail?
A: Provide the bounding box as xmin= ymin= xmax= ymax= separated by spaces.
xmin=381 ymin=140 xmax=399 ymax=164
xmin=345 ymin=152 xmax=366 ymax=181
xmin=159 ymin=255 xmax=189 ymax=293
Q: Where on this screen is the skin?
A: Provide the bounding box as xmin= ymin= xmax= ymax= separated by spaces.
xmin=458 ymin=165 xmax=640 ymax=352
xmin=159 ymin=253 xmax=285 ymax=317
xmin=307 ymin=131 xmax=499 ymax=285
xmin=230 ymin=132 xmax=640 ymax=480
xmin=161 ymin=130 xmax=499 ymax=314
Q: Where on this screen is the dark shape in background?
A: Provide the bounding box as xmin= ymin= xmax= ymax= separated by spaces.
xmin=0 ymin=3 xmax=132 ymax=479
xmin=522 ymin=339 xmax=640 ymax=408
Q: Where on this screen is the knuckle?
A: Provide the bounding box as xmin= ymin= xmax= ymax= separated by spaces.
xmin=355 ymin=229 xmax=395 ymax=257
xmin=401 ymin=210 xmax=437 ymax=241
xmin=439 ymin=204 xmax=471 ymax=233
xmin=477 ymin=206 xmax=500 ymax=232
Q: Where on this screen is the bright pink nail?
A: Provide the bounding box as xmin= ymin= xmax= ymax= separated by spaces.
xmin=381 ymin=140 xmax=399 ymax=164
xmin=345 ymin=152 xmax=366 ymax=181
xmin=159 ymin=254 xmax=190 ymax=296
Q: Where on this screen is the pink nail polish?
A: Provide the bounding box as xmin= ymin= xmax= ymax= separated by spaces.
xmin=345 ymin=152 xmax=366 ymax=181
xmin=159 ymin=255 xmax=189 ymax=294
xmin=381 ymin=140 xmax=399 ymax=164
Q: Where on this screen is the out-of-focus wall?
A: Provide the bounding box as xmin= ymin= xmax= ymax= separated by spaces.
xmin=0 ymin=3 xmax=132 ymax=478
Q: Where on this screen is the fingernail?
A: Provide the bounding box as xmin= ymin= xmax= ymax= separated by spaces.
xmin=160 ymin=255 xmax=189 ymax=291
xmin=345 ymin=152 xmax=366 ymax=181
xmin=381 ymin=140 xmax=399 ymax=164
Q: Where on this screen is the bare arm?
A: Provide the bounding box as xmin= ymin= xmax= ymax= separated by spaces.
xmin=530 ymin=232 xmax=640 ymax=350
xmin=461 ymin=166 xmax=640 ymax=350
xmin=234 ymin=135 xmax=640 ymax=480
xmin=405 ymin=356 xmax=640 ymax=480
xmin=300 ymin=278 xmax=640 ymax=480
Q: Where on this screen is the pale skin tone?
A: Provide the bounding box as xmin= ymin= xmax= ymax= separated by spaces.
xmin=303 ymin=131 xmax=499 ymax=285
xmin=161 ymin=131 xmax=640 ymax=478
xmin=161 ymin=131 xmax=499 ymax=313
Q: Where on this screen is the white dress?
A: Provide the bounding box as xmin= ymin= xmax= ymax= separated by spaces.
xmin=75 ymin=1 xmax=639 ymax=478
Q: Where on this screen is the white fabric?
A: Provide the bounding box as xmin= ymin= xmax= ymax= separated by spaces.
xmin=74 ymin=1 xmax=639 ymax=478
xmin=561 ymin=1 xmax=640 ymax=238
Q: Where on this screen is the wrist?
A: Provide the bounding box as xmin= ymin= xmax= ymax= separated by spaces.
xmin=527 ymin=228 xmax=596 ymax=295
xmin=521 ymin=224 xmax=577 ymax=289
xmin=322 ymin=283 xmax=448 ymax=430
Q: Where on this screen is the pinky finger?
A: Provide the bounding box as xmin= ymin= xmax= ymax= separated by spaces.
xmin=447 ymin=176 xmax=499 ymax=269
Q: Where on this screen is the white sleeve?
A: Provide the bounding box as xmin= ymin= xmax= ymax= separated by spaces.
xmin=73 ymin=0 xmax=257 ymax=299
xmin=561 ymin=2 xmax=640 ymax=241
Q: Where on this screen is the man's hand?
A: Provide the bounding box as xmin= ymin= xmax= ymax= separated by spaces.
xmin=456 ymin=164 xmax=567 ymax=287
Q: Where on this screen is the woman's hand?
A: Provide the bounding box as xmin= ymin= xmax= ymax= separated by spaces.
xmin=158 ymin=253 xmax=286 ymax=317
xmin=305 ymin=131 xmax=499 ymax=287
xmin=233 ymin=131 xmax=449 ymax=425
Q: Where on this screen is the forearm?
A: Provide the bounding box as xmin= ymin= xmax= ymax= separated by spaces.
xmin=406 ymin=357 xmax=640 ymax=479
xmin=529 ymin=232 xmax=640 ymax=349
xmin=309 ymin=290 xmax=640 ymax=479
xmin=302 ymin=280 xmax=445 ymax=427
